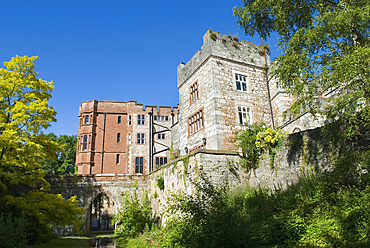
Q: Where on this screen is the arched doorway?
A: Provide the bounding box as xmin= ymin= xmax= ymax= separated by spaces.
xmin=88 ymin=192 xmax=116 ymax=233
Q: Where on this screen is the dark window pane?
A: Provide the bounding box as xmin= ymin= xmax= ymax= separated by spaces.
xmin=242 ymin=82 xmax=247 ymax=91
xmin=164 ymin=157 xmax=167 ymax=164
xmin=236 ymin=81 xmax=241 ymax=90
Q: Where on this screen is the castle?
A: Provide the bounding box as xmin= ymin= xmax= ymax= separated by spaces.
xmin=76 ymin=30 xmax=319 ymax=175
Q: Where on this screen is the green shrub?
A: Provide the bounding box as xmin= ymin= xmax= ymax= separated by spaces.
xmin=113 ymin=192 xmax=153 ymax=237
xmin=233 ymin=121 xmax=267 ymax=170
xmin=156 ymin=177 xmax=165 ymax=190
xmin=0 ymin=212 xmax=28 ymax=248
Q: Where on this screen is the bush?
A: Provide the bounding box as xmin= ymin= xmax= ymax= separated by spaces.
xmin=159 ymin=171 xmax=370 ymax=247
xmin=0 ymin=212 xmax=28 ymax=248
xmin=156 ymin=177 xmax=165 ymax=190
xmin=113 ymin=192 xmax=153 ymax=237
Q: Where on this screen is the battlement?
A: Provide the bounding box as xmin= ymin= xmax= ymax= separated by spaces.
xmin=79 ymin=100 xmax=178 ymax=115
xmin=177 ymin=30 xmax=271 ymax=88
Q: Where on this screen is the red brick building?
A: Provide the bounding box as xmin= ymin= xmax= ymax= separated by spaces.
xmin=76 ymin=100 xmax=178 ymax=175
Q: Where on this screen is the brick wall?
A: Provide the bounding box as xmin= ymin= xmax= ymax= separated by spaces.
xmin=76 ymin=100 xmax=177 ymax=175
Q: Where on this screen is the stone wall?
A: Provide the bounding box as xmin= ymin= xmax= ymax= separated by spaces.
xmin=174 ymin=30 xmax=276 ymax=155
xmin=151 ymin=128 xmax=332 ymax=223
xmin=46 ymin=174 xmax=148 ymax=235
xmin=54 ymin=128 xmax=331 ymax=231
xmin=147 ymin=149 xmax=245 ymax=224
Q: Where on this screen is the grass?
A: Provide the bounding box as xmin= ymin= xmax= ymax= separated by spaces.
xmin=114 ymin=235 xmax=158 ymax=248
xmin=29 ymin=237 xmax=90 ymax=248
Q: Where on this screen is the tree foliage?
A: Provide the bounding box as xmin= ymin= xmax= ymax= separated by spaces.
xmin=234 ymin=0 xmax=370 ymax=134
xmin=0 ymin=56 xmax=84 ymax=244
xmin=40 ymin=133 xmax=77 ymax=175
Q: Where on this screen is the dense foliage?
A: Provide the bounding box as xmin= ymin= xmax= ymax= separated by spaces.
xmin=234 ymin=0 xmax=370 ymax=137
xmin=233 ymin=122 xmax=267 ymax=169
xmin=234 ymin=122 xmax=285 ymax=170
xmin=40 ymin=133 xmax=77 ymax=175
xmin=155 ymin=171 xmax=370 ymax=248
xmin=0 ymin=56 xmax=84 ymax=245
xmin=113 ymin=191 xmax=153 ymax=238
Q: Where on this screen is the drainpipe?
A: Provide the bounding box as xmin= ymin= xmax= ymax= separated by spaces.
xmin=262 ymin=38 xmax=275 ymax=129
xmin=101 ymin=113 xmax=106 ymax=174
xmin=149 ymin=110 xmax=153 ymax=173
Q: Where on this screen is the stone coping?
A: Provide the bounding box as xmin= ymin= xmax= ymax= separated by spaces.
xmin=150 ymin=149 xmax=240 ymax=174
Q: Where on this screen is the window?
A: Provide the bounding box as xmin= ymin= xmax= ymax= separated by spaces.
xmin=188 ymin=109 xmax=204 ymax=136
xmin=155 ymin=157 xmax=168 ymax=166
xmin=238 ymin=106 xmax=251 ymax=125
xmin=128 ymin=115 xmax=132 ymax=125
xmin=235 ymin=73 xmax=247 ymax=92
xmin=138 ymin=115 xmax=145 ymax=125
xmin=190 ymin=81 xmax=199 ymax=104
xmin=116 ymin=154 xmax=120 ymax=164
xmin=189 ymin=144 xmax=205 ymax=153
xmin=137 ymin=133 xmax=145 ymax=144
xmin=157 ymin=133 xmax=165 ymax=139
xmin=118 ymin=116 xmax=121 ymax=124
xmin=128 ymin=134 xmax=131 ymax=145
xmin=117 ymin=133 xmax=121 ymax=143
xmin=154 ymin=115 xmax=169 ymax=121
xmin=135 ymin=157 xmax=143 ymax=173
xmin=88 ymin=135 xmax=91 ymax=150
xmin=85 ymin=115 xmax=89 ymax=124
xmin=83 ymin=135 xmax=87 ymax=150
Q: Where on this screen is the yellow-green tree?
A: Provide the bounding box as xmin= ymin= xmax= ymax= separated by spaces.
xmin=0 ymin=56 xmax=84 ymax=245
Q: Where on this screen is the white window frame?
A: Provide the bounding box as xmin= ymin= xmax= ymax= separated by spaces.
xmin=233 ymin=71 xmax=249 ymax=92
xmin=238 ymin=106 xmax=252 ymax=125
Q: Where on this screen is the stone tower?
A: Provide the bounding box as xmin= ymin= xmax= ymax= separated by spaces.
xmin=171 ymin=30 xmax=276 ymax=153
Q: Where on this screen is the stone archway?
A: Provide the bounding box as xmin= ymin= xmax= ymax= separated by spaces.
xmin=84 ymin=189 xmax=118 ymax=235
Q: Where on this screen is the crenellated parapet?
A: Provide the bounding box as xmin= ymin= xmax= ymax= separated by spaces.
xmin=177 ymin=29 xmax=270 ymax=88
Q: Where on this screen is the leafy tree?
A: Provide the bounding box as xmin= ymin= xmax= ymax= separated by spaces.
xmin=40 ymin=133 xmax=77 ymax=175
xmin=0 ymin=56 xmax=84 ymax=244
xmin=234 ymin=0 xmax=370 ymax=139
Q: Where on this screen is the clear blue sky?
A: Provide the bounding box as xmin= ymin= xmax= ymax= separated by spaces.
xmin=0 ymin=1 xmax=279 ymax=136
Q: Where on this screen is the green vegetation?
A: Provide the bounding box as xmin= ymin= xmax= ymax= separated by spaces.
xmin=140 ymin=170 xmax=370 ymax=247
xmin=0 ymin=56 xmax=84 ymax=246
xmin=234 ymin=0 xmax=370 ymax=139
xmin=40 ymin=133 xmax=77 ymax=175
xmin=156 ymin=176 xmax=165 ymax=190
xmin=234 ymin=122 xmax=285 ymax=170
xmin=113 ymin=191 xmax=153 ymax=237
